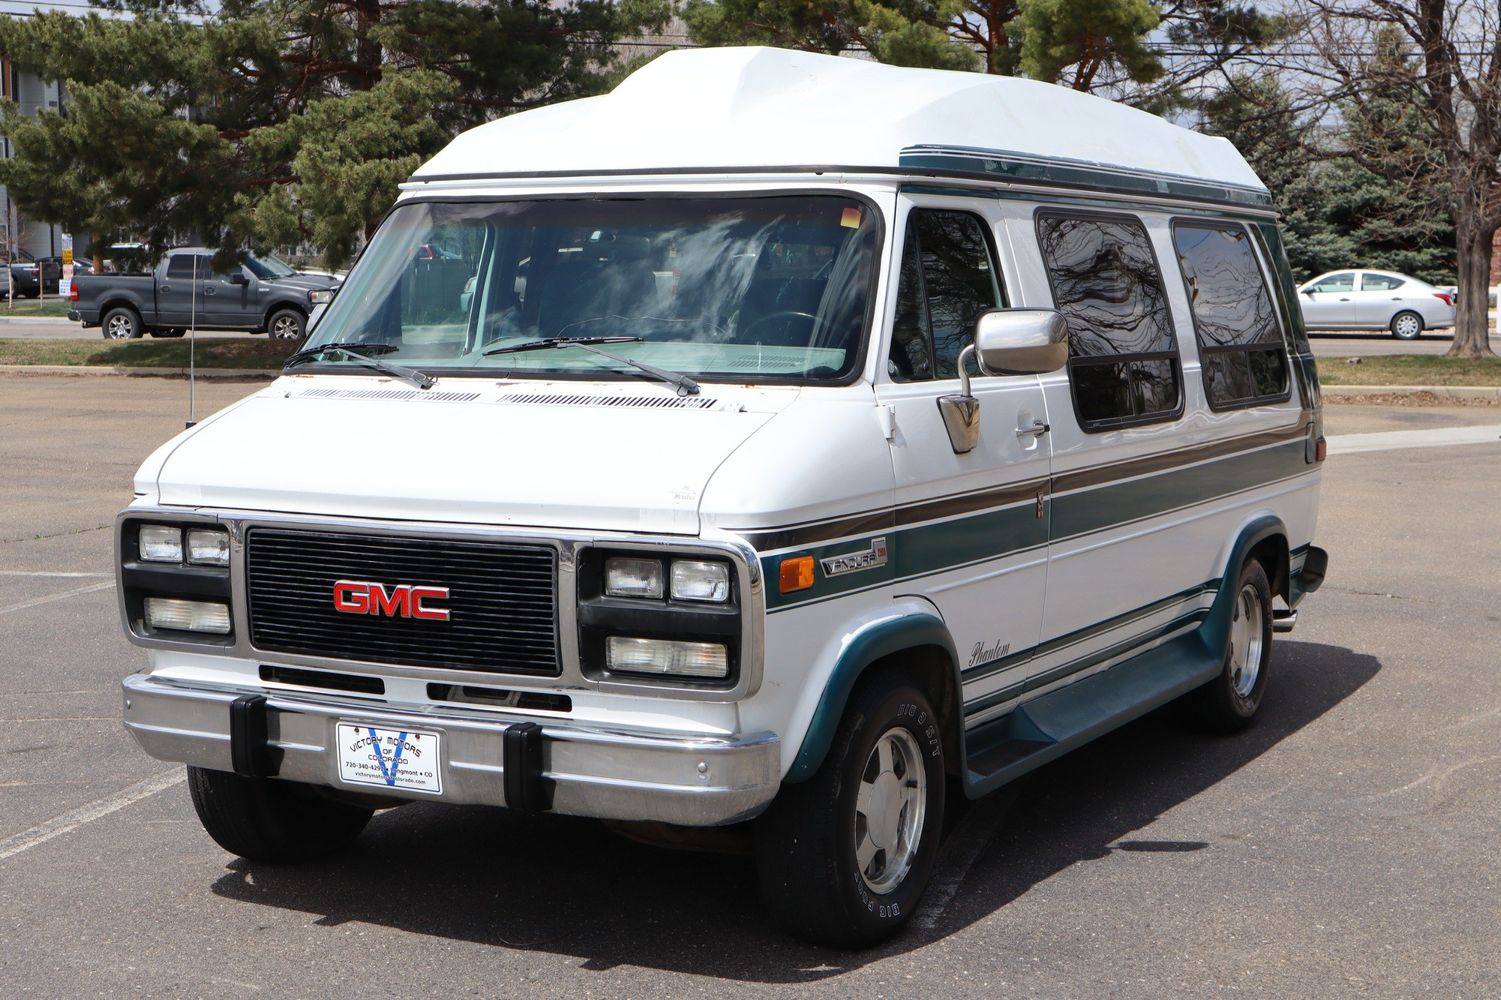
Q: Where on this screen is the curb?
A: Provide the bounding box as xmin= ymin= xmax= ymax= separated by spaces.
xmin=0 ymin=364 xmax=278 ymax=380
xmin=1322 ymin=384 xmax=1501 ymax=400
xmin=0 ymin=314 xmax=74 ymax=324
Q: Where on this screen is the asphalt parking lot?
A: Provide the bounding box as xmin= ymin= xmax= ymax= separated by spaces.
xmin=2 ymin=374 xmax=1499 ymax=998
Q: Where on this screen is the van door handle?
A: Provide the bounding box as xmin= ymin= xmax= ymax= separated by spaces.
xmin=1016 ymin=419 xmax=1050 ymax=438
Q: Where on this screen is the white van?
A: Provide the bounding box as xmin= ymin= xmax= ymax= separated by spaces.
xmin=116 ymin=47 xmax=1328 ymax=947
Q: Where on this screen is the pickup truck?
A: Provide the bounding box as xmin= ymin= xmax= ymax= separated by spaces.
xmin=68 ymin=247 xmax=340 ymax=340
xmin=1 ymin=248 xmax=62 ymax=297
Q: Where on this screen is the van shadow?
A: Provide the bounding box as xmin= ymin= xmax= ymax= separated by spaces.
xmin=209 ymin=640 xmax=1378 ymax=984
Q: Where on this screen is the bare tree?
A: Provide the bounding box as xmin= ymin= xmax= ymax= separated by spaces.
xmin=1312 ymin=0 xmax=1500 ymax=358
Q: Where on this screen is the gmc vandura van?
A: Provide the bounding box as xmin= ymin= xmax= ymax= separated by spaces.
xmin=117 ymin=47 xmax=1328 ymax=947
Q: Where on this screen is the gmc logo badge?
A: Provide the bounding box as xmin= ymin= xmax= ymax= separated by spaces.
xmin=333 ymin=580 xmax=451 ymax=621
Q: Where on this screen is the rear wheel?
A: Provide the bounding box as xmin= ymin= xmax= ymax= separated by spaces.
xmin=1183 ymin=559 xmax=1273 ymax=733
xmin=101 ymin=307 xmax=142 ymax=340
xmin=755 ymin=673 xmax=946 ymax=948
xmin=186 ymin=765 xmax=373 ymax=863
xmin=267 ymin=308 xmax=306 ymax=340
xmin=1390 ymin=310 xmax=1424 ymax=340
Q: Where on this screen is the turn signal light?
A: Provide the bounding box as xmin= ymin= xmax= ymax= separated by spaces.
xmin=779 ymin=555 xmax=815 ymax=593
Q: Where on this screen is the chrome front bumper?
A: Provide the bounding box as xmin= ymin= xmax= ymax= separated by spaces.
xmin=122 ymin=673 xmax=781 ymax=826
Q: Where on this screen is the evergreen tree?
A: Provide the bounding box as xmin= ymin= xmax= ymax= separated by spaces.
xmin=0 ymin=0 xmax=670 ymax=267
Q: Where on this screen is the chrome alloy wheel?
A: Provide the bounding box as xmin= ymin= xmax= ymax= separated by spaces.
xmin=1228 ymin=582 xmax=1266 ymax=701
xmin=270 ymin=314 xmax=302 ymax=339
xmin=1393 ymin=312 xmax=1422 ymax=339
xmin=105 ymin=313 xmax=136 ymax=339
xmin=854 ymin=727 xmax=927 ymax=894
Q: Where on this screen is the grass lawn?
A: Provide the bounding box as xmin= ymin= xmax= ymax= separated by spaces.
xmin=1317 ymin=354 xmax=1501 ymax=386
xmin=0 ymin=337 xmax=298 ymax=369
xmin=0 ymin=297 xmax=75 ymax=318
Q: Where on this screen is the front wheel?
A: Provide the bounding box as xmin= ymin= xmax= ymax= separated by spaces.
xmin=1390 ymin=310 xmax=1424 ymax=340
xmin=266 ymin=308 xmax=306 ymax=340
xmin=755 ymin=673 xmax=946 ymax=948
xmin=186 ymin=766 xmax=373 ymax=863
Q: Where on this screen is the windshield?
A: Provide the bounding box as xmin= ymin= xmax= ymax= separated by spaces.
xmin=245 ymin=253 xmax=298 ymax=279
xmin=303 ymin=195 xmax=881 ymax=384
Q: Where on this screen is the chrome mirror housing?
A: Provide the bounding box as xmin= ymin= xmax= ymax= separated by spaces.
xmin=973 ymin=309 xmax=1069 ymax=377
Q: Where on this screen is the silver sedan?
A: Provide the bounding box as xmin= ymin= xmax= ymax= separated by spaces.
xmin=1297 ymin=269 xmax=1456 ymax=339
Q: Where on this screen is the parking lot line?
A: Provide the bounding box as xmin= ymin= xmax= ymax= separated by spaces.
xmin=0 ymin=769 xmax=185 ymax=863
xmin=0 ymin=580 xmax=113 ymax=615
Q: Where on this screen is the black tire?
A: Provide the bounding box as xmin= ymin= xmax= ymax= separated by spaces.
xmin=266 ymin=308 xmax=306 ymax=340
xmin=186 ymin=765 xmax=373 ymax=863
xmin=755 ymin=673 xmax=946 ymax=948
xmin=1390 ymin=310 xmax=1424 ymax=340
xmin=101 ymin=306 xmax=143 ymax=340
xmin=1183 ymin=559 xmax=1273 ymax=733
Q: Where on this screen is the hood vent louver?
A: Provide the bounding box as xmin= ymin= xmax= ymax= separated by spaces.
xmin=292 ymin=388 xmax=482 ymax=402
xmin=497 ymin=393 xmax=719 ymax=409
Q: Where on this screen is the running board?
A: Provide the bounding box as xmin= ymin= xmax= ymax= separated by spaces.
xmin=962 ymin=631 xmax=1222 ymax=799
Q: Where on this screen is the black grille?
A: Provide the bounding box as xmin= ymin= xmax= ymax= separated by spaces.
xmin=246 ymin=529 xmax=559 ymax=675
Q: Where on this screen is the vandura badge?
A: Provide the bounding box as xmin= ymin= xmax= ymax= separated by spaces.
xmin=332 ymin=580 xmax=452 ymax=621
xmin=820 ymin=537 xmax=889 ymax=577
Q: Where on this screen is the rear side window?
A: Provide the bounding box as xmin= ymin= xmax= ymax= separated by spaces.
xmin=165 ymin=255 xmax=213 ymax=279
xmin=1172 ymin=222 xmax=1290 ymax=410
xmin=1035 ymin=211 xmax=1181 ymax=429
xmin=888 ymin=209 xmax=1003 ymax=381
xmin=1361 ymin=273 xmax=1405 ymax=291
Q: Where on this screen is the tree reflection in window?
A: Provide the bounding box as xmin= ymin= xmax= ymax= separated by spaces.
xmin=888 ymin=210 xmax=1003 ymax=381
xmin=1172 ymin=222 xmax=1289 ymax=409
xmin=1036 ymin=212 xmax=1181 ymax=428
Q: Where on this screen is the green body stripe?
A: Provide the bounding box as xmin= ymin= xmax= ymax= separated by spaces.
xmin=1049 ymin=440 xmax=1308 ymax=540
xmin=763 ymin=438 xmax=1310 ymax=611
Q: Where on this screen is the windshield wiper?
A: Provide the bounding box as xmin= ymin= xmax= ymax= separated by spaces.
xmin=283 ymin=342 xmax=435 ymax=391
xmin=483 ymin=336 xmax=700 ymax=397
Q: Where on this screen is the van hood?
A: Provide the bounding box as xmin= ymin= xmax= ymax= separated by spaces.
xmin=144 ymin=376 xmax=790 ymax=535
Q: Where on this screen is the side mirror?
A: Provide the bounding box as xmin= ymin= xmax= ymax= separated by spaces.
xmin=228 ymin=271 xmax=249 ymax=285
xmin=1301 ymin=288 xmax=1314 ymax=297
xmin=973 ymin=309 xmax=1069 ymax=377
xmin=936 ymin=309 xmax=1068 ymax=455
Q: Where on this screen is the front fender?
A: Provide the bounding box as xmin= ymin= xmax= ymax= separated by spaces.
xmin=784 ymin=602 xmax=958 ymax=783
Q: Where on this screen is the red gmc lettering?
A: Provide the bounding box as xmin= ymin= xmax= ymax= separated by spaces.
xmin=332 ymin=580 xmax=450 ymax=621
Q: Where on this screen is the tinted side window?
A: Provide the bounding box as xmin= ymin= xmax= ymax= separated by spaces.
xmin=887 ymin=209 xmax=1002 ymax=381
xmin=1362 ymin=274 xmax=1405 ymax=291
xmin=1172 ymin=222 xmax=1290 ymax=409
xmin=1035 ymin=212 xmax=1181 ymax=428
xmin=165 ymin=255 xmax=206 ymax=279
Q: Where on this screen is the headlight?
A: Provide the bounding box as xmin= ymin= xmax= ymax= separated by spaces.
xmin=307 ymin=288 xmax=335 ymax=305
xmin=670 ymin=560 xmax=730 ymax=603
xmin=605 ymin=637 xmax=729 ymax=678
xmin=186 ymin=528 xmax=230 ymax=566
xmin=144 ymin=597 xmax=232 ymax=634
xmin=605 ymin=557 xmax=664 ymax=599
xmin=138 ymin=524 xmax=184 ymax=562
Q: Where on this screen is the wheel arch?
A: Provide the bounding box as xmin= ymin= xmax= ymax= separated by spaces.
xmin=784 ymin=610 xmax=961 ymax=783
xmin=1203 ymin=514 xmax=1288 ymax=654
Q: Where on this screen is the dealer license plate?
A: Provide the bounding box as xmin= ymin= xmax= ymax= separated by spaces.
xmin=336 ymin=723 xmax=442 ymax=794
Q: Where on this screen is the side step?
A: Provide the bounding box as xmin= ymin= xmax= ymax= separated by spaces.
xmin=963 ymin=631 xmax=1222 ymax=799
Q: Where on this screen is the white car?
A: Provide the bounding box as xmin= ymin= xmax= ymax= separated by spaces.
xmin=1298 ymin=269 xmax=1455 ymax=339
